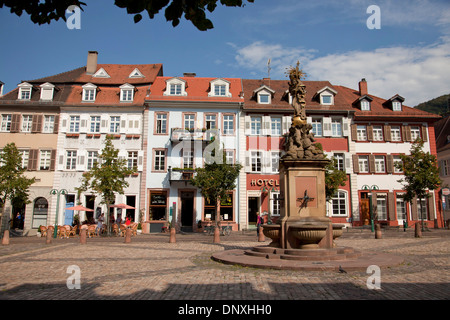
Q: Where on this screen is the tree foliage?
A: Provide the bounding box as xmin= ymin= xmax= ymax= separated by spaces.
xmin=395 ymin=139 xmax=441 ymax=212
xmin=324 ymin=156 xmax=348 ymax=201
xmin=76 ymin=136 xmax=136 ymax=218
xmin=0 ymin=0 xmax=254 ymax=31
xmin=0 ymin=143 xmax=36 ymax=233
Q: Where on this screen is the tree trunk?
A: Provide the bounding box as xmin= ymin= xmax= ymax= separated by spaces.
xmin=213 ymin=200 xmax=220 ymax=243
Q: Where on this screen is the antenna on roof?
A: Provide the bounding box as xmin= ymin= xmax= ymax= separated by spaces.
xmin=267 ymin=58 xmax=271 ymax=87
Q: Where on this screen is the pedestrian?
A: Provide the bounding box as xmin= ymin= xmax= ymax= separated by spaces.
xmin=125 ymin=216 xmax=131 ymax=227
xmin=96 ymin=213 xmax=104 ymax=236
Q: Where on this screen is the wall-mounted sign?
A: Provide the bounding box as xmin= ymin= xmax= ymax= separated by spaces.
xmin=250 ymin=179 xmax=280 ymax=187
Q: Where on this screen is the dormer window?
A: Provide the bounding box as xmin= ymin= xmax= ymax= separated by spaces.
xmin=254 ymin=85 xmax=275 ymax=105
xmin=82 ymin=83 xmax=97 ymax=102
xmin=129 ymin=68 xmax=145 ymax=78
xmin=120 ymin=83 xmax=135 ymax=102
xmin=208 ymin=78 xmax=232 ymax=97
xmin=164 ymin=78 xmax=187 ymax=96
xmin=392 ymin=101 xmax=402 ymax=111
xmin=18 ymin=82 xmax=33 ymax=100
xmin=40 ymin=82 xmax=55 ymax=101
xmin=314 ymin=86 xmax=338 ymax=105
xmin=93 ymin=68 xmax=110 ymax=78
xmin=361 ymin=99 xmax=371 ymax=111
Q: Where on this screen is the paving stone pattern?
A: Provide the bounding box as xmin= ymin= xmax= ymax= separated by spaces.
xmin=0 ymin=228 xmax=449 ymax=300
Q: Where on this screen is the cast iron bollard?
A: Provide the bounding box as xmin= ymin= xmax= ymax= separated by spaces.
xmin=46 ymin=229 xmax=52 ymax=244
xmin=169 ymin=227 xmax=176 ymax=243
xmin=124 ymin=228 xmax=131 ymax=243
xmin=80 ymin=228 xmax=87 ymax=244
xmin=1 ymin=230 xmax=9 ymax=245
xmin=375 ymin=223 xmax=382 ymax=239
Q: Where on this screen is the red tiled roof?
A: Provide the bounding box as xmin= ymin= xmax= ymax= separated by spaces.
xmin=27 ymin=64 xmax=163 ymax=85
xmin=147 ymin=76 xmax=243 ymax=103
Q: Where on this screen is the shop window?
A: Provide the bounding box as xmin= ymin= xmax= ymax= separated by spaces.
xmin=149 ymin=191 xmax=167 ymax=221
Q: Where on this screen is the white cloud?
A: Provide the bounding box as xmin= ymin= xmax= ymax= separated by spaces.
xmin=233 ymin=37 xmax=450 ymax=106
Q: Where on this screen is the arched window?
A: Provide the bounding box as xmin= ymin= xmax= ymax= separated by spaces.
xmin=32 ymin=197 xmax=48 ymax=228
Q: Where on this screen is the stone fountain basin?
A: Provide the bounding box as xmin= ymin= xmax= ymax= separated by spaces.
xmin=290 ymin=222 xmax=344 ymax=249
xmin=261 ymin=224 xmax=281 ymax=247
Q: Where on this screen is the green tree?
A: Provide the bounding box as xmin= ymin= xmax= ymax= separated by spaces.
xmin=190 ymin=145 xmax=242 ymax=243
xmin=0 ymin=0 xmax=254 ymax=31
xmin=324 ymin=156 xmax=348 ymax=201
xmin=0 ymin=143 xmax=36 ymax=235
xmin=395 ymin=139 xmax=442 ymax=230
xmin=76 ymin=135 xmax=136 ymax=233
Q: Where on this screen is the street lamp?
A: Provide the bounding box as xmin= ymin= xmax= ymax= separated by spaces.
xmin=362 ymin=184 xmax=379 ymax=232
xmin=50 ymin=189 xmax=68 ymax=238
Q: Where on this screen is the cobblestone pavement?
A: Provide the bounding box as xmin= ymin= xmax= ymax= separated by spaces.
xmin=0 ymin=228 xmax=449 ymax=302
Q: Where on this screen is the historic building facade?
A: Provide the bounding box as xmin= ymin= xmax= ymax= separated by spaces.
xmin=144 ymin=74 xmax=243 ymax=232
xmin=0 ymin=52 xmax=444 ymax=234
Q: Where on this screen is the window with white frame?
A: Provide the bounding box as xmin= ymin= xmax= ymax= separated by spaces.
xmin=250 ymin=116 xmax=261 ymax=135
xmin=396 ymin=197 xmax=406 ymax=220
xmin=19 ymin=150 xmax=29 ymax=169
xmin=271 ymin=152 xmax=280 ymax=173
xmin=358 ymin=155 xmax=369 ymax=173
xmin=183 ymin=150 xmax=194 ymax=168
xmin=154 ymin=150 xmax=166 ymax=171
xmin=127 ymin=151 xmax=138 ymax=169
xmin=357 ymin=125 xmax=367 ymax=141
xmin=87 ymin=151 xmax=98 ymax=170
xmin=205 ymin=114 xmax=217 ymax=129
xmin=271 ymin=117 xmax=282 ymax=135
xmin=258 ymin=93 xmax=270 ymax=104
xmin=22 ymin=115 xmax=33 ymax=132
xmin=223 ymin=115 xmax=234 ymax=135
xmin=90 ymin=116 xmax=101 ymax=133
xmin=170 ymin=83 xmax=182 ymax=95
xmin=271 ymin=192 xmax=281 ymax=216
xmin=121 ymin=89 xmax=133 ymax=102
xmin=156 ymin=113 xmax=167 ymax=134
xmin=411 ymin=126 xmax=421 ymax=141
xmin=331 ymin=119 xmax=342 ymax=137
xmin=1 ymin=114 xmax=12 ymax=132
xmin=311 ymin=118 xmax=322 ymax=136
xmin=374 ymin=155 xmax=385 ymax=173
xmin=392 ymin=101 xmax=402 ymax=111
xmin=39 ymin=150 xmax=51 ymax=170
xmin=66 ymin=151 xmax=77 ymax=170
xmin=82 ymin=83 xmax=97 ymax=102
xmin=333 ymin=153 xmax=345 ymax=171
xmin=373 ymin=125 xmax=383 ymax=141
xmin=390 ymin=126 xmax=401 ymax=141
xmin=376 ymin=194 xmax=387 ymax=220
xmin=393 ymin=155 xmax=403 ymax=173
xmin=225 ymin=150 xmax=235 ymax=165
xmin=69 ymin=116 xmax=80 ymax=133
xmin=361 ymin=100 xmax=371 ymax=111
xmin=209 ymin=79 xmax=231 ymax=97
xmin=251 ymin=151 xmax=262 ymax=172
xmin=417 ymin=198 xmax=428 ymax=220
xmin=18 ymin=83 xmax=32 ymax=100
xmin=184 ymin=114 xmax=195 ymax=130
xmin=214 ymin=85 xmax=226 ymax=96
xmin=110 ymin=116 xmax=120 ymax=133
xmin=332 ymin=191 xmax=347 ymax=216
xmin=321 ymin=94 xmax=332 ymax=105
xmin=43 ymin=115 xmax=55 ymax=133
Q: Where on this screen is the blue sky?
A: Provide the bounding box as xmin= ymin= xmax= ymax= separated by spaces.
xmin=1 ymin=0 xmax=449 ymax=107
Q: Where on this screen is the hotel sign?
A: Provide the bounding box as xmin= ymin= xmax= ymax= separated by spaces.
xmin=250 ymin=179 xmax=280 ymax=187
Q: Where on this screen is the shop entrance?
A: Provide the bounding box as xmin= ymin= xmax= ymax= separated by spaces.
xmin=180 ymin=191 xmax=194 ymax=232
xmin=248 ymin=196 xmax=260 ymax=228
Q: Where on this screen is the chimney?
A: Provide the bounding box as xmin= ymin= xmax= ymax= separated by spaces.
xmin=183 ymin=73 xmax=196 ymax=77
xmin=359 ymin=78 xmax=368 ymax=96
xmin=86 ymin=51 xmax=98 ymax=75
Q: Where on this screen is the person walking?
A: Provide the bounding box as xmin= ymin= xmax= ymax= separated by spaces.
xmin=96 ymin=213 xmax=104 ymax=236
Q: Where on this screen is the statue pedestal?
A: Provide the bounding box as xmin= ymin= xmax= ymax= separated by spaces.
xmin=276 ymin=159 xmax=343 ymax=249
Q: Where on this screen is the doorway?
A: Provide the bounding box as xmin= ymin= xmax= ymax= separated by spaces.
xmin=248 ymin=196 xmax=260 ymax=228
xmin=180 ymin=191 xmax=194 ymax=232
xmin=85 ymin=195 xmax=95 ymax=223
xmin=360 ymin=192 xmax=370 ymax=225
xmin=64 ymin=194 xmax=75 ymax=226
